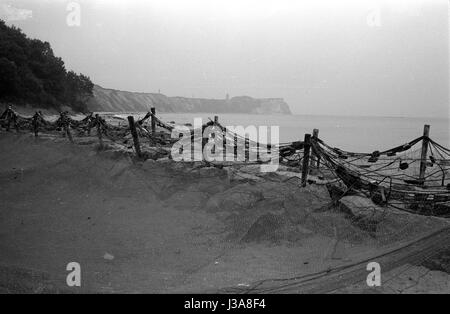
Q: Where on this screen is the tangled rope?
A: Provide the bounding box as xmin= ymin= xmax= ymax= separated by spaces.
xmin=311 ymin=136 xmax=450 ymax=216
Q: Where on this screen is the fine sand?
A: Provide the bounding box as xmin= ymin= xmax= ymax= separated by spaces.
xmin=0 ymin=131 xmax=449 ymax=293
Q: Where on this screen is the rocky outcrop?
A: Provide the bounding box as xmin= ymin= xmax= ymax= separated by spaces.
xmin=88 ymin=85 xmax=291 ymax=114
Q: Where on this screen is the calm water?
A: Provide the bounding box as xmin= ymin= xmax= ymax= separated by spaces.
xmin=129 ymin=113 xmax=449 ymax=152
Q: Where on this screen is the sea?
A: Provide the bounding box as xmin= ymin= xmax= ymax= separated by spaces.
xmin=109 ymin=112 xmax=450 ymax=152
xmin=151 ymin=113 xmax=450 ymax=152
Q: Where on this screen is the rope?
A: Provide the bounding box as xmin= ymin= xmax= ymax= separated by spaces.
xmin=312 ymin=136 xmax=450 ymax=217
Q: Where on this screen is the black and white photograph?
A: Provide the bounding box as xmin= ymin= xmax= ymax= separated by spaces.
xmin=0 ymin=0 xmax=449 ymax=299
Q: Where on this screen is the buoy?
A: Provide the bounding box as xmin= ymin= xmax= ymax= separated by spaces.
xmin=402 ymin=143 xmax=412 ymax=150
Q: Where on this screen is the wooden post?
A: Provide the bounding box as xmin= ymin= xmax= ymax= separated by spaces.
xmin=96 ymin=123 xmax=103 ymax=148
xmin=222 ymin=126 xmax=227 ymax=161
xmin=13 ymin=116 xmax=19 ymax=133
xmin=65 ymin=124 xmax=73 ymax=143
xmin=179 ymin=133 xmax=184 ymax=155
xmin=202 ymin=124 xmax=207 ymax=151
xmin=150 ymin=107 xmax=156 ymax=134
xmin=32 ymin=114 xmax=38 ymax=137
xmin=190 ymin=129 xmax=195 ymax=161
xmin=311 ymin=128 xmax=320 ymax=168
xmin=128 ymin=116 xmax=142 ymax=159
xmin=234 ymin=134 xmax=238 ymax=161
xmin=245 ymin=137 xmax=249 ymax=161
xmin=87 ymin=118 xmax=92 ymax=136
xmin=211 ymin=132 xmax=216 ymax=155
xmin=256 ymin=140 xmax=260 ymax=162
xmin=213 ymin=116 xmax=223 ymax=159
xmin=95 ymin=115 xmax=103 ymax=148
xmin=419 ymin=124 xmax=430 ymax=184
xmin=301 ymin=134 xmax=312 ymax=187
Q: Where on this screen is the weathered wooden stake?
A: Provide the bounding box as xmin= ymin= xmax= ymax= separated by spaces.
xmin=256 ymin=140 xmax=260 ymax=162
xmin=179 ymin=133 xmax=184 ymax=155
xmin=211 ymin=133 xmax=216 ymax=155
xmin=311 ymin=128 xmax=320 ymax=168
xmin=96 ymin=122 xmax=103 ymax=148
xmin=234 ymin=134 xmax=238 ymax=161
xmin=87 ymin=120 xmax=92 ymax=136
xmin=32 ymin=116 xmax=38 ymax=137
xmin=65 ymin=124 xmax=73 ymax=143
xmin=222 ymin=127 xmax=227 ymax=161
xmin=245 ymin=137 xmax=249 ymax=161
xmin=128 ymin=116 xmax=142 ymax=159
xmin=301 ymin=133 xmax=312 ymax=187
xmin=419 ymin=124 xmax=430 ymax=184
xmin=202 ymin=125 xmax=207 ymax=151
xmin=212 ymin=116 xmax=223 ymax=158
xmin=191 ymin=129 xmax=195 ymax=161
xmin=14 ymin=116 xmax=19 ymax=133
xmin=380 ymin=187 xmax=386 ymax=203
xmin=150 ymin=107 xmax=156 ymax=134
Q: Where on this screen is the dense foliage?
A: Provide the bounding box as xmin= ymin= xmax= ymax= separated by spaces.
xmin=0 ymin=20 xmax=93 ymax=112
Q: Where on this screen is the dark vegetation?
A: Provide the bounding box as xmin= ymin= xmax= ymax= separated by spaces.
xmin=0 ymin=19 xmax=93 ymax=112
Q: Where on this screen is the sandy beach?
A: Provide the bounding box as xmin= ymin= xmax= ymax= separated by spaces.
xmin=0 ymin=129 xmax=449 ymax=294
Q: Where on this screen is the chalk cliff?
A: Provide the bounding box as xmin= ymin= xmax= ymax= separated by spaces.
xmin=88 ymin=85 xmax=291 ymax=114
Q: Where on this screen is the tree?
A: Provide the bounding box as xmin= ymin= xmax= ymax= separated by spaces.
xmin=0 ymin=19 xmax=93 ymax=111
xmin=0 ymin=57 xmax=18 ymax=96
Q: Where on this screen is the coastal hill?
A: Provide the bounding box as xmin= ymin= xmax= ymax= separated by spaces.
xmin=88 ymin=85 xmax=292 ymax=114
xmin=0 ymin=20 xmax=290 ymax=115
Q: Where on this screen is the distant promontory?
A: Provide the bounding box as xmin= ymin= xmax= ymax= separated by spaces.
xmin=88 ymin=85 xmax=292 ymax=114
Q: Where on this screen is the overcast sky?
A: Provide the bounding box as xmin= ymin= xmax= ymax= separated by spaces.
xmin=0 ymin=0 xmax=448 ymax=117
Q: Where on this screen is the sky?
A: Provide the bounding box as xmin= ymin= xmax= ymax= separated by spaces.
xmin=0 ymin=0 xmax=448 ymax=117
